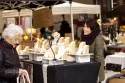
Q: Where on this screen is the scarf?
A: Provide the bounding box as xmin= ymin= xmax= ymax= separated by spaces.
xmin=81 ymin=30 xmax=100 ymax=45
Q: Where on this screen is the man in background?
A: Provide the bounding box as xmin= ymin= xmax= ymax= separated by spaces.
xmin=60 ymin=14 xmax=71 ymax=37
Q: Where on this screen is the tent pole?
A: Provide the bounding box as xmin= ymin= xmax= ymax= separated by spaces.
xmin=70 ymin=1 xmax=74 ymax=41
xmin=30 ymin=10 xmax=34 ymax=42
xmin=31 ymin=17 xmax=33 ymax=41
xmin=18 ymin=9 xmax=21 ymax=25
xmin=111 ymin=0 xmax=114 ymax=10
xmin=99 ymin=6 xmax=102 ymax=31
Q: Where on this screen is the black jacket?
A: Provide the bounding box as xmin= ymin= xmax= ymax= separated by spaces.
xmin=0 ymin=39 xmax=20 ymax=83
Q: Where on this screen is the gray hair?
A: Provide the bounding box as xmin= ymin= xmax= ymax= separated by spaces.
xmin=2 ymin=24 xmax=24 ymax=39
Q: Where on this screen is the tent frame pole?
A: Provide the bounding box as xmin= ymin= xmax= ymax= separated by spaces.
xmin=30 ymin=16 xmax=33 ymax=41
xmin=99 ymin=5 xmax=102 ymax=31
xmin=70 ymin=1 xmax=74 ymax=41
xmin=18 ymin=9 xmax=21 ymax=25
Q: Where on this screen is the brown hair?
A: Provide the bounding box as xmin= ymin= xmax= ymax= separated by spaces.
xmin=84 ymin=18 xmax=100 ymax=32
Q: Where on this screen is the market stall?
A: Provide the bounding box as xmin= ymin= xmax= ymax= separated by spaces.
xmin=2 ymin=1 xmax=101 ymax=40
xmin=0 ymin=0 xmax=69 ymax=41
xmin=0 ymin=1 xmax=102 ymax=83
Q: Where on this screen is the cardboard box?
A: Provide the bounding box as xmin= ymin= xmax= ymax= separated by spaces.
xmin=20 ymin=40 xmax=34 ymax=49
xmin=33 ymin=8 xmax=54 ymax=28
xmin=109 ymin=79 xmax=125 ymax=83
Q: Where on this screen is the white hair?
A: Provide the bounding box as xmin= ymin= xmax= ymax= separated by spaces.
xmin=2 ymin=24 xmax=24 ymax=39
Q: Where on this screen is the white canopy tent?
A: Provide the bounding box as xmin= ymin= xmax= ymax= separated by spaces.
xmin=2 ymin=1 xmax=101 ymax=40
xmin=52 ymin=1 xmax=101 ymax=40
xmin=2 ymin=2 xmax=101 ymax=16
xmin=52 ymin=1 xmax=101 ymax=15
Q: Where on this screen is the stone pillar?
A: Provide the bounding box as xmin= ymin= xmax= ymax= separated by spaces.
xmin=0 ymin=11 xmax=6 ymax=33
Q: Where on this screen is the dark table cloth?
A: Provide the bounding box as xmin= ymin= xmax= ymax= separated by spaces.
xmin=21 ymin=60 xmax=101 ymax=83
xmin=107 ymin=45 xmax=125 ymax=54
xmin=47 ymin=62 xmax=101 ymax=83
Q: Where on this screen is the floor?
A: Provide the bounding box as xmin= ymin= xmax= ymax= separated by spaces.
xmin=102 ymin=70 xmax=120 ymax=83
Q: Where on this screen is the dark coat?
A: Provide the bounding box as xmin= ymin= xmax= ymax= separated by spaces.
xmin=0 ymin=39 xmax=20 ymax=83
xmin=60 ymin=20 xmax=71 ymax=37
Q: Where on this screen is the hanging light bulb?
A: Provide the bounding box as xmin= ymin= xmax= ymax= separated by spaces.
xmin=97 ymin=19 xmax=101 ymax=25
xmin=114 ymin=17 xmax=117 ymax=20
xmin=26 ymin=28 xmax=36 ymax=34
xmin=23 ymin=35 xmax=28 ymax=40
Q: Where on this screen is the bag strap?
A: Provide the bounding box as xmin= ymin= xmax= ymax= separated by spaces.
xmin=22 ymin=70 xmax=31 ymax=83
xmin=22 ymin=76 xmax=25 ymax=83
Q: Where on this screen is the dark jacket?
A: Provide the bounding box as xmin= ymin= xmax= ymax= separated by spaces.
xmin=60 ymin=20 xmax=71 ymax=37
xmin=0 ymin=39 xmax=20 ymax=83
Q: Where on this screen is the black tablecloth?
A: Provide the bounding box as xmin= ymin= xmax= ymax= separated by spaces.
xmin=107 ymin=45 xmax=125 ymax=54
xmin=47 ymin=62 xmax=101 ymax=83
xmin=107 ymin=45 xmax=125 ymax=51
xmin=21 ymin=60 xmax=101 ymax=83
xmin=107 ymin=45 xmax=125 ymax=49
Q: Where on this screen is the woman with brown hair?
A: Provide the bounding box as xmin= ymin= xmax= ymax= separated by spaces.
xmin=81 ymin=18 xmax=105 ymax=83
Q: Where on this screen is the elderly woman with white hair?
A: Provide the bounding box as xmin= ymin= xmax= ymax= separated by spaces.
xmin=0 ymin=24 xmax=28 ymax=83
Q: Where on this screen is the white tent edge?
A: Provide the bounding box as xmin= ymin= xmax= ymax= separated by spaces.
xmin=52 ymin=1 xmax=101 ymax=15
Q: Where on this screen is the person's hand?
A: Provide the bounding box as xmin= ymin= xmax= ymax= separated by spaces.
xmin=21 ymin=69 xmax=30 ymax=82
xmin=19 ymin=69 xmax=24 ymax=76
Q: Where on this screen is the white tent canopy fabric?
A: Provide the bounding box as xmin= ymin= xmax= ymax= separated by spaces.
xmin=2 ymin=1 xmax=101 ymax=17
xmin=2 ymin=9 xmax=32 ymax=18
xmin=52 ymin=1 xmax=101 ymax=15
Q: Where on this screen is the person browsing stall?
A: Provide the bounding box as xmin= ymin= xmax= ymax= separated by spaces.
xmin=81 ymin=18 xmax=105 ymax=83
xmin=0 ymin=24 xmax=29 ymax=83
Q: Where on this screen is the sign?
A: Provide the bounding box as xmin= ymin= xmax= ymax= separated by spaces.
xmin=33 ymin=8 xmax=54 ymax=28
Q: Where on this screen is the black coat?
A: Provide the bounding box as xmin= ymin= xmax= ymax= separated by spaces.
xmin=0 ymin=39 xmax=20 ymax=83
xmin=60 ymin=20 xmax=71 ymax=37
